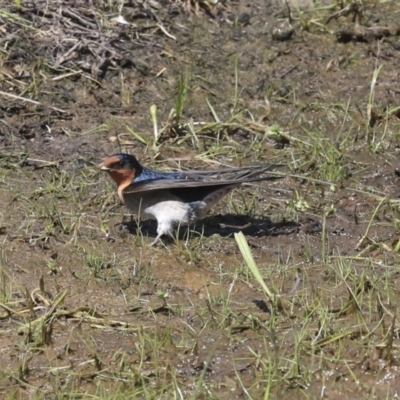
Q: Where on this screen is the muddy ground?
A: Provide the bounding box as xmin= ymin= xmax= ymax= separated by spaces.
xmin=1 ymin=0 xmax=400 ymax=399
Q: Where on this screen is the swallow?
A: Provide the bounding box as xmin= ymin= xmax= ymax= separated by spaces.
xmin=100 ymin=153 xmax=281 ymax=245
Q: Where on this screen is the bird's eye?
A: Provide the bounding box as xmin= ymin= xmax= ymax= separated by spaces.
xmin=112 ymin=161 xmax=123 ymax=168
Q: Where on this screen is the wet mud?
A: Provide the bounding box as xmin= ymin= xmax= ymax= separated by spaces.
xmin=1 ymin=0 xmax=400 ymax=398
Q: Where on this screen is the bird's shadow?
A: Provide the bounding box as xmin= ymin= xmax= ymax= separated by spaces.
xmin=118 ymin=213 xmax=300 ymax=240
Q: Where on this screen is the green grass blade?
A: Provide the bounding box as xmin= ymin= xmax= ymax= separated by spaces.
xmin=234 ymin=231 xmax=274 ymax=299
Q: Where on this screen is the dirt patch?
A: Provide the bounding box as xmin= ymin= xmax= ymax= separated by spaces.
xmin=2 ymin=0 xmax=400 ymax=398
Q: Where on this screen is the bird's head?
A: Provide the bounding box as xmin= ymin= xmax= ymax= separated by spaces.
xmin=100 ymin=153 xmax=142 ymax=188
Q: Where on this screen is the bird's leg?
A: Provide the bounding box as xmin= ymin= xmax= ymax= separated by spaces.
xmin=150 ymin=221 xmax=173 ymax=246
xmin=150 ymin=234 xmax=163 ymax=247
xmin=184 ymin=227 xmax=190 ymax=247
xmin=183 ymin=223 xmax=194 ymax=247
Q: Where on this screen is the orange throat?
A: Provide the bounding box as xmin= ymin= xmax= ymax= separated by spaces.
xmin=107 ymin=169 xmax=135 ymax=203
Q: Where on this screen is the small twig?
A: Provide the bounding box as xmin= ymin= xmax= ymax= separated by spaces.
xmin=62 ymin=7 xmax=98 ymax=30
xmin=51 ymin=70 xmax=83 ymax=81
xmin=287 ymin=276 xmax=301 ymax=295
xmin=0 ymin=91 xmax=67 ymax=113
xmin=326 ymin=2 xmax=360 ymax=24
xmin=26 ymin=158 xmax=63 ymax=167
xmin=284 ymin=0 xmax=293 ymax=25
xmin=155 ymin=67 xmax=166 ymax=78
xmin=156 ymin=23 xmax=176 ymax=40
xmin=280 ymin=65 xmax=298 ymax=79
xmin=54 ymin=40 xmax=81 ymax=67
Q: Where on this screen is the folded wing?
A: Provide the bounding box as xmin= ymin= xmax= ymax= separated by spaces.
xmin=122 ymin=164 xmax=282 ymax=203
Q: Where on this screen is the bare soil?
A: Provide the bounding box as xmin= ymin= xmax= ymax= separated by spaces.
xmin=1 ymin=0 xmax=400 ymax=399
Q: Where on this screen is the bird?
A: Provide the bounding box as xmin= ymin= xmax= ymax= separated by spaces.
xmin=100 ymin=153 xmax=281 ymax=245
